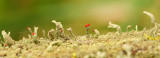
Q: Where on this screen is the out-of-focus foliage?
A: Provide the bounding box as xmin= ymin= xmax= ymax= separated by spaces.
xmin=0 ymin=0 xmax=160 ymax=40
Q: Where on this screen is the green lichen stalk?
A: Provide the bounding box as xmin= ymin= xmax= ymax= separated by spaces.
xmin=85 ymin=24 xmax=90 ymax=38
xmin=52 ymin=20 xmax=65 ymax=39
xmin=1 ymin=30 xmax=14 ymax=46
xmin=93 ymin=29 xmax=100 ymax=38
xmin=108 ymin=21 xmax=121 ymax=34
xmin=48 ymin=29 xmax=55 ymax=40
xmin=33 ymin=26 xmax=39 ymax=43
xmin=67 ymin=27 xmax=76 ymax=40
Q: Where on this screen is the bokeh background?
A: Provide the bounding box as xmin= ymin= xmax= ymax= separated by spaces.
xmin=0 ymin=0 xmax=160 ymax=40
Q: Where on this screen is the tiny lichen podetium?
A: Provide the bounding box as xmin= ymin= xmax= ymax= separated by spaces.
xmin=1 ymin=30 xmax=14 ymax=46
xmin=52 ymin=20 xmax=65 ymax=39
xmin=143 ymin=11 xmax=160 ymax=37
xmin=67 ymin=27 xmax=76 ymax=40
xmin=143 ymin=11 xmax=155 ymax=24
xmin=135 ymin=25 xmax=138 ymax=31
xmin=42 ymin=30 xmax=46 ymax=39
xmin=48 ymin=29 xmax=55 ymax=40
xmin=108 ymin=21 xmax=121 ymax=33
xmin=85 ymin=24 xmax=90 ymax=38
xmin=33 ymin=26 xmax=39 ymax=43
xmin=93 ymin=29 xmax=100 ymax=38
xmin=126 ymin=25 xmax=132 ymax=32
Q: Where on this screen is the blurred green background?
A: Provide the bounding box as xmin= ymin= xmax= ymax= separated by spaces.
xmin=0 ymin=0 xmax=160 ymax=40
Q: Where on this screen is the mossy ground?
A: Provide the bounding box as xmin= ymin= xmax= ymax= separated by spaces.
xmin=0 ymin=29 xmax=160 ymax=58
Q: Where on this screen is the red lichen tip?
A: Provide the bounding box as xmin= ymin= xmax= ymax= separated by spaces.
xmin=32 ymin=32 xmax=35 ymax=35
xmin=27 ymin=27 xmax=30 ymax=29
xmin=61 ymin=29 xmax=63 ymax=32
xmin=4 ymin=44 xmax=7 ymax=47
xmin=85 ymin=24 xmax=90 ymax=27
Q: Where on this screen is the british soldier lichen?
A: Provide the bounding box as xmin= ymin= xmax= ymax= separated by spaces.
xmin=85 ymin=24 xmax=90 ymax=38
xmin=1 ymin=14 xmax=160 ymax=58
xmin=48 ymin=29 xmax=55 ymax=40
xmin=33 ymin=26 xmax=39 ymax=43
xmin=1 ymin=30 xmax=14 ymax=46
xmin=42 ymin=30 xmax=46 ymax=39
xmin=52 ymin=20 xmax=65 ymax=39
xmin=135 ymin=25 xmax=138 ymax=31
xmin=27 ymin=27 xmax=33 ymax=35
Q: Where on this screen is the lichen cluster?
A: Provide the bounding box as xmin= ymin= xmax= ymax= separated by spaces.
xmin=1 ymin=29 xmax=160 ymax=58
xmin=0 ymin=11 xmax=160 ymax=58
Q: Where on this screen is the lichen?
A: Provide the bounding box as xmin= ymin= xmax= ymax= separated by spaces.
xmin=0 ymin=19 xmax=160 ymax=58
xmin=93 ymin=29 xmax=100 ymax=38
xmin=1 ymin=30 xmax=14 ymax=46
xmin=143 ymin=11 xmax=160 ymax=38
xmin=48 ymin=29 xmax=55 ymax=40
xmin=108 ymin=21 xmax=121 ymax=33
xmin=67 ymin=27 xmax=76 ymax=40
